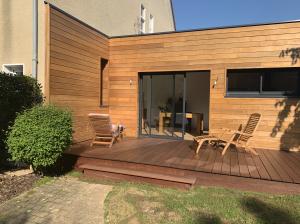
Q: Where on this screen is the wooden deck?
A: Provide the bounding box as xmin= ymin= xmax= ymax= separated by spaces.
xmin=65 ymin=138 xmax=300 ymax=185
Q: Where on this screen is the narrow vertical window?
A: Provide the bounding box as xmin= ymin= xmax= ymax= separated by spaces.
xmin=149 ymin=14 xmax=154 ymax=33
xmin=100 ymin=58 xmax=108 ymax=107
xmin=140 ymin=4 xmax=146 ymax=34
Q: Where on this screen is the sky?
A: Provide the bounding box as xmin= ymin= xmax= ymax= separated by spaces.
xmin=172 ymin=0 xmax=300 ymax=31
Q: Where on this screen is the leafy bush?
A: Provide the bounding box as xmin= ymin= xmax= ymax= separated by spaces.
xmin=0 ymin=73 xmax=43 ymax=162
xmin=6 ymin=105 xmax=72 ymax=171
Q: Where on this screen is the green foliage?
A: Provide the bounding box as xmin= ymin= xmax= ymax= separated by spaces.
xmin=6 ymin=105 xmax=72 ymax=170
xmin=0 ymin=72 xmax=43 ymax=162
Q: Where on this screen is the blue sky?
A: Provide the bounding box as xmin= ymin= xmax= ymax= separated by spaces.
xmin=172 ymin=0 xmax=300 ymax=31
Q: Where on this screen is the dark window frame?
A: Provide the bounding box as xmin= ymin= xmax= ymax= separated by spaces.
xmin=226 ymin=68 xmax=300 ymax=98
xmin=100 ymin=58 xmax=109 ymax=107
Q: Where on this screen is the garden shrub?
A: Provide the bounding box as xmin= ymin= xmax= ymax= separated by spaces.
xmin=0 ymin=72 xmax=43 ymax=163
xmin=6 ymin=105 xmax=72 ymax=171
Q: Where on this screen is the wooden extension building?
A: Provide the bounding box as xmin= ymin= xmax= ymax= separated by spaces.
xmin=46 ymin=4 xmax=300 ymax=151
xmin=44 ymin=4 xmax=300 ymax=190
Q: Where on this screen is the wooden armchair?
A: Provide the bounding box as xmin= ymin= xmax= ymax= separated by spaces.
xmin=194 ymin=113 xmax=262 ymax=156
xmin=88 ymin=113 xmax=120 ymax=148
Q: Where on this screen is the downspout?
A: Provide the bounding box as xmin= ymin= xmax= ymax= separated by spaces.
xmin=32 ymin=0 xmax=38 ymax=79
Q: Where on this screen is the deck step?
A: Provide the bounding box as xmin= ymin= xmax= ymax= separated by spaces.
xmin=78 ymin=164 xmax=197 ymax=189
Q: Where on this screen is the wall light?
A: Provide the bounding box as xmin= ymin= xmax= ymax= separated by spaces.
xmin=213 ymin=76 xmax=218 ymax=88
xmin=129 ymin=79 xmax=133 ymax=86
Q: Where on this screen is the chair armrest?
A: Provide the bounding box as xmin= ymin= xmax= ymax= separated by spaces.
xmin=233 ymin=131 xmax=253 ymax=137
xmin=111 ymin=124 xmax=120 ymax=133
xmin=220 ymin=128 xmax=234 ymax=132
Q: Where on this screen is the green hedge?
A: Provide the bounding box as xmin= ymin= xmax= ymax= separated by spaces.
xmin=0 ymin=73 xmax=43 ymax=163
xmin=6 ymin=105 xmax=72 ymax=171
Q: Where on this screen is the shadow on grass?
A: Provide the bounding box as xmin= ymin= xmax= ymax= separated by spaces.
xmin=0 ymin=210 xmax=53 ymax=224
xmin=241 ymin=197 xmax=297 ymax=224
xmin=194 ymin=212 xmax=223 ymax=224
xmin=36 ymin=154 xmax=79 ymax=177
xmin=0 ymin=211 xmax=29 ymax=224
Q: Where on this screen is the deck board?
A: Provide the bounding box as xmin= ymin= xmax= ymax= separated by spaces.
xmin=256 ymin=148 xmax=282 ymax=181
xmin=196 ymin=147 xmax=211 ymax=172
xmin=251 ymin=153 xmax=271 ymax=180
xmin=221 ymin=148 xmax=231 ymax=175
xmin=230 ymin=149 xmax=240 ymax=176
xmin=65 ymin=138 xmax=300 ymax=184
xmin=212 ymin=150 xmax=223 ymax=174
xmin=282 ymin=152 xmax=300 ymax=176
xmin=262 ymin=149 xmax=294 ymax=183
xmin=238 ymin=152 xmax=251 ymax=178
xmin=203 ymin=148 xmax=218 ymax=173
xmin=267 ymin=150 xmax=300 ymax=183
xmin=244 ymin=153 xmax=260 ymax=179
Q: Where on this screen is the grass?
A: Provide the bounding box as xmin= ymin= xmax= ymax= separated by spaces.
xmin=33 ymin=176 xmax=55 ymax=187
xmin=104 ymin=182 xmax=300 ymax=224
xmin=34 ymin=170 xmax=84 ymax=187
xmin=66 ymin=170 xmax=82 ymax=178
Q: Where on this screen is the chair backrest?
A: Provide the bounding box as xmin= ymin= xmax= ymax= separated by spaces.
xmin=88 ymin=113 xmax=113 ymax=135
xmin=237 ymin=113 xmax=262 ymax=144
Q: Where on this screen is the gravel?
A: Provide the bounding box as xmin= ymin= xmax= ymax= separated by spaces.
xmin=0 ymin=173 xmax=40 ymax=204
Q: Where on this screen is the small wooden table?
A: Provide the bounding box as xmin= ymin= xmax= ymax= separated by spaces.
xmin=159 ymin=112 xmax=203 ymax=134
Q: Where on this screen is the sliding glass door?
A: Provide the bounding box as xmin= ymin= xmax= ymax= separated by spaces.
xmin=139 ymin=73 xmax=185 ymax=139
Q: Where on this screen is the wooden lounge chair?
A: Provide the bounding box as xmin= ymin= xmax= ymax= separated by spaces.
xmin=194 ymin=113 xmax=262 ymax=156
xmin=88 ymin=113 xmax=120 ymax=148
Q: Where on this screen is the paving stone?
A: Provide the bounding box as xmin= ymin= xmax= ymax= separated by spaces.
xmin=0 ymin=177 xmax=112 ymax=224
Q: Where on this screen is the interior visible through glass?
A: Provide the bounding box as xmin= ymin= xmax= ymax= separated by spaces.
xmin=140 ymin=71 xmax=210 ymax=140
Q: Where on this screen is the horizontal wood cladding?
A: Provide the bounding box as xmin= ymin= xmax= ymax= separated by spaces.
xmin=46 ymin=5 xmax=300 ymax=150
xmin=47 ymin=6 xmax=109 ymax=143
xmin=109 ymin=22 xmax=300 ymax=150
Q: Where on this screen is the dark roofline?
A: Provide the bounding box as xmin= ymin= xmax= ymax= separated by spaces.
xmin=170 ymin=0 xmax=176 ymax=31
xmin=44 ymin=1 xmax=110 ymax=38
xmin=44 ymin=1 xmax=300 ymax=40
xmin=110 ymin=19 xmax=300 ymax=39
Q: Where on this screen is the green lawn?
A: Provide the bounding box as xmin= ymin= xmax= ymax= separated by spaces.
xmin=104 ymin=182 xmax=300 ymax=224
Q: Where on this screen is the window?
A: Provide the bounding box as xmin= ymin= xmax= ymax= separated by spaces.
xmin=149 ymin=14 xmax=154 ymax=33
xmin=262 ymin=70 xmax=299 ymax=94
xmin=226 ymin=68 xmax=300 ymax=97
xmin=140 ymin=4 xmax=146 ymax=34
xmin=2 ymin=64 xmax=24 ymax=75
xmin=100 ymin=58 xmax=109 ymax=107
xmin=227 ymin=70 xmax=260 ymax=93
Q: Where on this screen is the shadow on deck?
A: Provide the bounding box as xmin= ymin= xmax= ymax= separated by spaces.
xmin=64 ymin=138 xmax=300 ymax=194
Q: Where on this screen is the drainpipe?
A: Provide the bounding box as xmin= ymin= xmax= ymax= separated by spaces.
xmin=32 ymin=0 xmax=38 ymax=79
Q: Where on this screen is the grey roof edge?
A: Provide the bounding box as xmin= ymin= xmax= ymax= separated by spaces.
xmin=170 ymin=0 xmax=176 ymax=31
xmin=111 ymin=19 xmax=300 ymax=39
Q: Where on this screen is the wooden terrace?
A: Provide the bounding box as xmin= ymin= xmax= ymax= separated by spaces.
xmin=64 ymin=138 xmax=300 ymax=193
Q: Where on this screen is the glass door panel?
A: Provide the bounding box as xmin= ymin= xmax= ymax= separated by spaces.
xmin=173 ymin=74 xmax=185 ymax=138
xmin=141 ymin=75 xmax=151 ymax=135
xmin=140 ymin=73 xmax=185 ymax=139
xmin=151 ymin=74 xmax=174 ymax=137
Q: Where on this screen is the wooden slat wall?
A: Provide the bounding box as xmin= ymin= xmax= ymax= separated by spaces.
xmin=109 ymin=22 xmax=300 ymax=150
xmin=46 ymin=5 xmax=300 ymax=150
xmin=47 ymin=7 xmax=109 ymax=142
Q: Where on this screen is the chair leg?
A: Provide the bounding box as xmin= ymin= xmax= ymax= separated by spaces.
xmin=90 ymin=137 xmax=95 ymax=147
xmin=221 ymin=142 xmax=231 ymax=156
xmin=109 ymin=137 xmax=115 ymax=148
xmin=221 ymin=133 xmax=237 ymax=156
xmin=196 ymin=140 xmax=205 ymax=154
